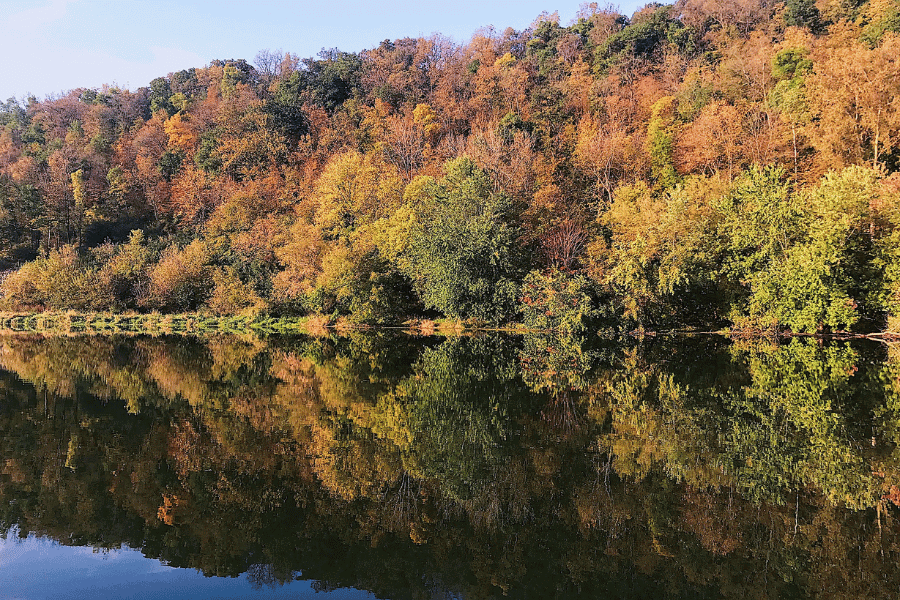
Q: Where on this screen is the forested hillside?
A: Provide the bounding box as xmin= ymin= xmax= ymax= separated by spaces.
xmin=2 ymin=0 xmax=900 ymax=332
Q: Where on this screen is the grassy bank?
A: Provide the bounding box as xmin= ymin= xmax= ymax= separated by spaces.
xmin=0 ymin=311 xmax=319 ymax=336
xmin=4 ymin=311 xmax=893 ymax=342
xmin=0 ymin=312 xmax=530 ymax=337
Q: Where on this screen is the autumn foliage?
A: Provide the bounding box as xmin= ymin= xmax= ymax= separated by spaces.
xmin=2 ymin=1 xmax=900 ymax=332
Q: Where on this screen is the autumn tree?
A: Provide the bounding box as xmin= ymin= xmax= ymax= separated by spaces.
xmin=807 ymin=33 xmax=900 ymax=170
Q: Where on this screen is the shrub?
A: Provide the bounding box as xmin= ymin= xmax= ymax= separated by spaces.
xmin=207 ymin=266 xmax=266 ymax=315
xmin=0 ymin=246 xmax=103 ymax=310
xmin=519 ymin=269 xmax=600 ymax=335
xmin=142 ymin=240 xmax=212 ymax=311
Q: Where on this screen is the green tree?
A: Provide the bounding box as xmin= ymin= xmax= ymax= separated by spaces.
xmin=400 ymin=158 xmax=523 ymax=322
xmin=646 ymin=96 xmax=679 ymax=190
xmin=784 ymin=0 xmax=822 ymax=32
xmin=736 ymin=166 xmax=882 ymax=332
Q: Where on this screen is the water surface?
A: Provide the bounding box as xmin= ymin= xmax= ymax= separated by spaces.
xmin=1 ymin=332 xmax=898 ymax=599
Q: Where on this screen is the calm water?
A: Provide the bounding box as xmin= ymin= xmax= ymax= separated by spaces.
xmin=0 ymin=332 xmax=899 ymax=599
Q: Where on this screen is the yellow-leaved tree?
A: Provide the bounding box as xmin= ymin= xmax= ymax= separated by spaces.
xmin=313 ymin=150 xmax=404 ymax=240
xmin=807 ymin=32 xmax=900 ymax=169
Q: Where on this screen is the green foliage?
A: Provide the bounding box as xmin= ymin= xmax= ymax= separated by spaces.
xmin=875 ymin=225 xmax=900 ymax=331
xmin=263 ymin=95 xmax=308 ymax=142
xmin=94 ymin=229 xmax=154 ymax=310
xmin=740 ymin=241 xmax=859 ymax=332
xmin=596 ymin=165 xmax=898 ymax=332
xmin=158 ymin=150 xmax=184 ymax=181
xmin=717 ymin=166 xmax=803 ymax=282
xmin=312 ymin=244 xmax=415 ymax=324
xmin=526 ymin=16 xmax=566 ymax=76
xmin=497 ymin=111 xmax=531 ymax=144
xmin=772 ymin=48 xmax=813 ymax=81
xmin=598 ymin=177 xmax=729 ymax=327
xmin=280 ymin=49 xmax=362 ymax=112
xmin=194 ymin=131 xmax=223 ymax=173
xmin=594 ymin=5 xmax=691 ymax=73
xmin=784 ymin=0 xmax=823 ymax=32
xmin=647 ymin=96 xmax=679 ymax=189
xmin=148 ymin=76 xmax=175 ymax=116
xmin=401 ymin=158 xmax=522 ymax=322
xmin=0 ymin=178 xmax=42 ymax=268
xmin=717 ymin=166 xmax=877 ymax=331
xmin=861 ymin=3 xmax=900 ymax=47
xmin=519 ymin=269 xmax=600 ymax=335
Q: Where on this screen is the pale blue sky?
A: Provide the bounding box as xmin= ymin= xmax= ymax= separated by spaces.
xmin=0 ymin=0 xmax=645 ymax=101
xmin=0 ymin=533 xmax=377 ymax=599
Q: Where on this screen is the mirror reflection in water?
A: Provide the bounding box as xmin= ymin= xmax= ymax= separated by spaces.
xmin=1 ymin=332 xmax=899 ymax=599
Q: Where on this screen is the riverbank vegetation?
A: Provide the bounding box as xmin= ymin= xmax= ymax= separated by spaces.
xmin=2 ymin=0 xmax=900 ymax=333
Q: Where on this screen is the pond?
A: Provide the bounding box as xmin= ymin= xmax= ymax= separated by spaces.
xmin=0 ymin=332 xmax=898 ymax=599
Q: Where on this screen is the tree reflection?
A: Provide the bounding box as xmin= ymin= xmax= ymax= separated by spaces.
xmin=0 ymin=332 xmax=899 ymax=598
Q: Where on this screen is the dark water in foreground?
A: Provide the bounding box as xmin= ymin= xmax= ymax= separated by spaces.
xmin=0 ymin=332 xmax=899 ymax=599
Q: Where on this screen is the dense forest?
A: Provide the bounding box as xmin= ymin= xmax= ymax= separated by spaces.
xmin=2 ymin=0 xmax=900 ymax=332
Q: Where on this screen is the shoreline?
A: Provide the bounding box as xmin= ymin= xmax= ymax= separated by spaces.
xmin=1 ymin=311 xmax=898 ymax=342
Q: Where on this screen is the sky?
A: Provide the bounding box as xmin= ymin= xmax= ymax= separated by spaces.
xmin=0 ymin=533 xmax=376 ymax=599
xmin=0 ymin=0 xmax=645 ymax=101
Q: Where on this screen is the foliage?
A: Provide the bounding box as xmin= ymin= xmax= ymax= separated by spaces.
xmin=207 ymin=266 xmax=265 ymax=315
xmin=400 ymin=157 xmax=522 ymax=322
xmin=596 ymin=177 xmax=727 ymax=327
xmin=784 ymin=0 xmax=823 ymax=32
xmin=1 ymin=3 xmax=900 ymax=332
xmin=519 ymin=269 xmax=600 ymax=335
xmin=0 ymin=245 xmax=103 ymax=310
xmin=593 ymin=5 xmax=689 ymax=73
xmin=646 ymin=96 xmax=679 ymax=190
xmin=142 ymin=240 xmax=212 ymax=311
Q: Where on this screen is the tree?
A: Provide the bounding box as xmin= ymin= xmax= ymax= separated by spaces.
xmin=281 ymin=49 xmax=363 ymax=113
xmin=313 ymin=150 xmax=404 ymax=240
xmin=646 ymin=96 xmax=679 ymax=189
xmin=770 ymin=47 xmax=813 ymax=177
xmin=0 ymin=245 xmax=101 ymax=310
xmin=142 ymin=240 xmax=212 ymax=311
xmin=676 ymin=100 xmax=746 ymax=178
xmin=595 ymin=175 xmax=729 ymax=326
xmin=400 ymin=157 xmax=523 ymax=322
xmin=807 ymin=33 xmax=900 ymax=169
xmin=784 ymin=0 xmax=822 ymax=32
xmin=148 ymin=76 xmax=175 ymax=116
xmin=574 ymin=116 xmax=639 ymax=204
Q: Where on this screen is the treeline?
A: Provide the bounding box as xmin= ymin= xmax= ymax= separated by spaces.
xmin=1 ymin=0 xmax=900 ymax=332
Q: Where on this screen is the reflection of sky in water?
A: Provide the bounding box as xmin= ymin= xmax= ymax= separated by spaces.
xmin=0 ymin=534 xmax=375 ymax=600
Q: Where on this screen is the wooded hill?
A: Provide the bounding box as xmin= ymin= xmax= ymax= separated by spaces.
xmin=1 ymin=0 xmax=900 ymax=333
